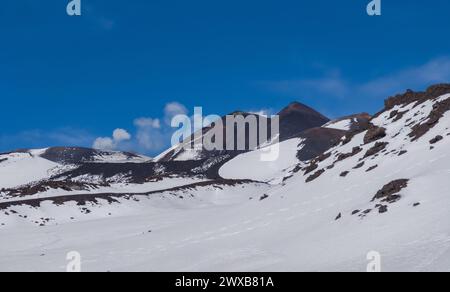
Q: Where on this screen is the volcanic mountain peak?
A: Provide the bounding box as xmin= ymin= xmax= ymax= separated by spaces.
xmin=277 ymin=101 xmax=330 ymax=140
xmin=278 ymin=101 xmax=328 ymax=120
xmin=156 ymin=101 xmax=331 ymax=162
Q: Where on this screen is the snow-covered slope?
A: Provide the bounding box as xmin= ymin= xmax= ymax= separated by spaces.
xmin=0 ymin=150 xmax=59 ymax=189
xmin=1 ymin=85 xmax=450 ymax=272
xmin=219 ymin=138 xmax=303 ymax=183
xmin=0 ymin=147 xmax=150 ymax=190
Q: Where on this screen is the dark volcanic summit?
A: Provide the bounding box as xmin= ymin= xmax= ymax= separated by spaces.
xmin=278 ymin=102 xmax=330 ymax=140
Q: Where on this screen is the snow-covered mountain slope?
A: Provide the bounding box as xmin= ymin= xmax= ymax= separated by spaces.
xmin=219 ymin=138 xmax=304 ymax=183
xmin=0 ymin=147 xmax=150 ymax=191
xmin=0 ymin=150 xmax=59 ymax=189
xmin=1 ymin=84 xmax=450 ymax=272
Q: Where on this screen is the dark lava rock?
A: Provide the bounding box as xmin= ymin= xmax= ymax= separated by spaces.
xmin=353 ymin=162 xmax=365 ymax=169
xmin=366 ymin=165 xmax=378 ymax=172
xmin=337 ymin=147 xmax=363 ymax=162
xmin=303 ymin=162 xmax=319 ymax=175
xmin=378 ymin=205 xmax=388 ymax=214
xmin=305 ymin=169 xmax=325 ymax=183
xmin=340 ymin=171 xmax=349 ymax=177
xmin=372 ymin=179 xmax=409 ymax=202
xmin=259 ymin=194 xmax=269 ymax=201
xmin=363 ymin=142 xmax=389 ymax=159
xmin=430 ymin=135 xmax=443 ymax=144
xmin=364 ymin=126 xmax=387 ymax=144
xmin=384 ymin=84 xmax=450 ymax=110
xmin=390 ymin=110 xmax=408 ymax=122
xmin=409 ymin=98 xmax=450 ymax=141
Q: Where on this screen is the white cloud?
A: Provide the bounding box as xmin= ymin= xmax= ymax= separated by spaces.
xmin=133 ymin=118 xmax=161 ymax=129
xmin=164 ymin=102 xmax=188 ymax=125
xmin=92 ymin=102 xmax=189 ymax=154
xmin=92 ymin=128 xmax=132 ymax=150
xmin=93 ymin=137 xmax=114 ymax=151
xmin=112 ymin=128 xmax=131 ymax=142
xmin=133 ymin=118 xmax=165 ymax=152
xmin=135 ymin=126 xmax=166 ymax=152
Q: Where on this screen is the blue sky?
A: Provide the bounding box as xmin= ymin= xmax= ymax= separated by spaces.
xmin=1 ymin=0 xmax=450 ymax=155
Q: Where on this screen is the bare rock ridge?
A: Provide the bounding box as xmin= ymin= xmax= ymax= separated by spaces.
xmin=384 ymin=84 xmax=450 ymax=110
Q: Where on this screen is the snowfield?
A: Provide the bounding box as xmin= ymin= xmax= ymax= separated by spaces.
xmin=0 ymin=151 xmax=58 ymax=189
xmin=219 ymin=138 xmax=303 ymax=183
xmin=324 ymin=118 xmax=354 ymax=131
xmin=1 ymin=89 xmax=450 ymax=272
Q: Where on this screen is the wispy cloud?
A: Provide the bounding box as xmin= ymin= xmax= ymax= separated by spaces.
xmin=0 ymin=102 xmax=191 ymax=155
xmin=83 ymin=3 xmax=117 ymax=31
xmin=358 ymin=57 xmax=450 ymax=98
xmin=0 ymin=128 xmax=95 ymax=152
xmin=266 ymin=57 xmax=450 ymax=101
xmin=97 ymin=16 xmax=116 ymax=30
